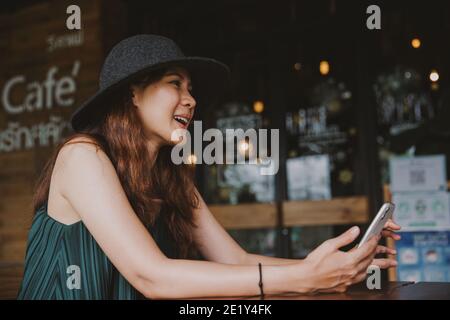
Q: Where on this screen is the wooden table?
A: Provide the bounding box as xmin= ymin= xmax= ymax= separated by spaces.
xmin=204 ymin=282 xmax=450 ymax=300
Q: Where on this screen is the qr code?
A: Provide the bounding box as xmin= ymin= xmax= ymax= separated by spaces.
xmin=409 ymin=169 xmax=426 ymax=186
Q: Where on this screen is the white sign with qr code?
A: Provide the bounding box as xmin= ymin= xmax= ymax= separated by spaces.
xmin=392 ymin=191 xmax=450 ymax=230
xmin=389 ymin=155 xmax=447 ymax=193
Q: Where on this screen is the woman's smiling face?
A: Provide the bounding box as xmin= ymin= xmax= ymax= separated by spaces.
xmin=131 ymin=66 xmax=196 ymax=147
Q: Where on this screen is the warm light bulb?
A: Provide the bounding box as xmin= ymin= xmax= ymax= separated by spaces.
xmin=319 ymin=60 xmax=330 ymax=75
xmin=238 ymin=140 xmax=253 ymax=156
xmin=253 ymin=100 xmax=264 ymax=113
xmin=187 ymin=154 xmax=197 ymax=164
xmin=239 ymin=141 xmax=249 ymax=152
xmin=411 ymin=38 xmax=421 ymax=49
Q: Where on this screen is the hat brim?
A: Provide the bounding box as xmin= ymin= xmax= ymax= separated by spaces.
xmin=70 ymin=57 xmax=231 ymax=132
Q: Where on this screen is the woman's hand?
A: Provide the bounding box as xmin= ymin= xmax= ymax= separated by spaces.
xmin=301 ymin=226 xmax=380 ymax=294
xmin=371 ymin=218 xmax=401 ymax=269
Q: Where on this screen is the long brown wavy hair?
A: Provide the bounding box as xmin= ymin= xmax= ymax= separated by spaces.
xmin=32 ymin=67 xmax=201 ymax=259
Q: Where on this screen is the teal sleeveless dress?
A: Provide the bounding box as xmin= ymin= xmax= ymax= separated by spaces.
xmin=17 ymin=201 xmax=176 ymax=300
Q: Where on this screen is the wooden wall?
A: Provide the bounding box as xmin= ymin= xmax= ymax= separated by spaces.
xmin=0 ymin=0 xmax=126 ymax=298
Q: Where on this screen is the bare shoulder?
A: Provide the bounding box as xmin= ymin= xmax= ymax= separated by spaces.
xmin=53 ymin=136 xmax=117 ymax=204
xmin=47 ymin=136 xmax=113 ymax=224
xmin=56 ymin=136 xmax=112 ymax=171
xmin=58 ymin=136 xmax=107 ymax=162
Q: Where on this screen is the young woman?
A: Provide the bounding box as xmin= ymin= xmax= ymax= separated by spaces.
xmin=17 ymin=35 xmax=400 ymax=299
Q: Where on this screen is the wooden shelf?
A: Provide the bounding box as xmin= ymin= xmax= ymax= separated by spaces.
xmin=209 ymin=196 xmax=370 ymax=229
xmin=209 ymin=203 xmax=278 ymax=229
xmin=283 ymin=196 xmax=369 ymax=227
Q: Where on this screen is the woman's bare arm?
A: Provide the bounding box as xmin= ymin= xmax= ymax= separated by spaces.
xmin=243 ymin=253 xmax=298 ymax=265
xmin=55 ymin=141 xmax=311 ymax=299
xmin=140 ymin=259 xmax=309 ymax=299
xmin=191 ymin=188 xmax=298 ymax=266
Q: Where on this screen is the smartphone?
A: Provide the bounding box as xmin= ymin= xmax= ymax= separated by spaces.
xmin=357 ymin=202 xmax=395 ymax=248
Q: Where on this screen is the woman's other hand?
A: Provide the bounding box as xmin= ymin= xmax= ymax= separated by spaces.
xmin=301 ymin=226 xmax=379 ymax=294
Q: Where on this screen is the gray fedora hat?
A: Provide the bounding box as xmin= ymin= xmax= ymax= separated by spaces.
xmin=70 ymin=34 xmax=231 ymax=132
